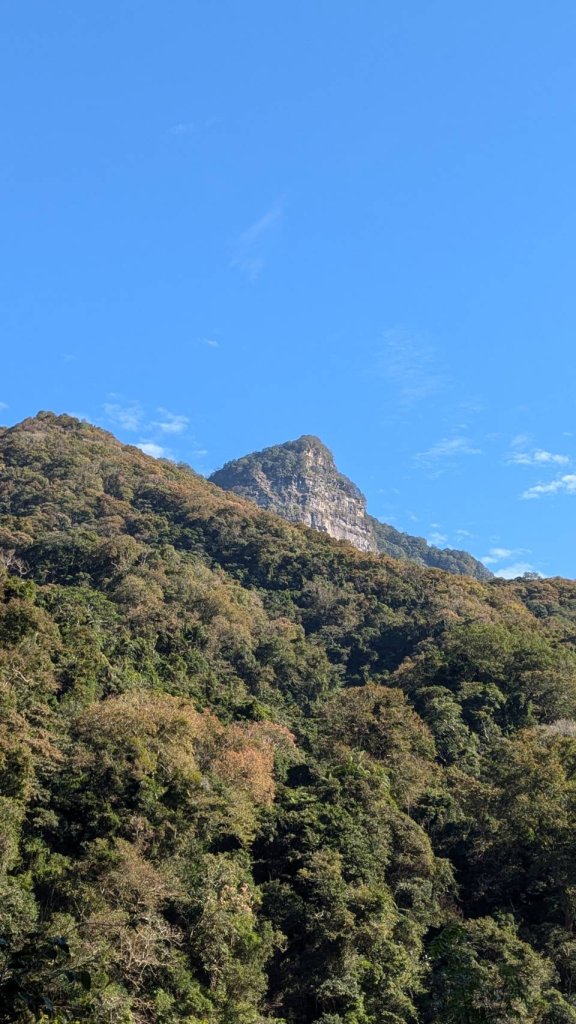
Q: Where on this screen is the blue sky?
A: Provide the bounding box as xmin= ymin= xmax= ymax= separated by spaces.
xmin=2 ymin=2 xmax=576 ymax=578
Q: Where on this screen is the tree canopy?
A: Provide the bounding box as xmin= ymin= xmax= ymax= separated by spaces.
xmin=1 ymin=413 xmax=576 ymax=1022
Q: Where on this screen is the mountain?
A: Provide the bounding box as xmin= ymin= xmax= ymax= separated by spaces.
xmin=210 ymin=434 xmax=376 ymax=551
xmin=209 ymin=434 xmax=492 ymax=580
xmin=2 ymin=412 xmax=576 ymax=1023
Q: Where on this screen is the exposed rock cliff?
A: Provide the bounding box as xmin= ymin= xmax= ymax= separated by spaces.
xmin=210 ymin=435 xmax=376 ymax=551
xmin=209 ymin=435 xmax=492 ymax=580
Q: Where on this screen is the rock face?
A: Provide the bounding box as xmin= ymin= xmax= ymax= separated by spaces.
xmin=209 ymin=436 xmax=493 ymax=580
xmin=210 ymin=435 xmax=376 ymax=552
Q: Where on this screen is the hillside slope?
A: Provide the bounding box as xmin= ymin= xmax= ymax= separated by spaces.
xmin=1 ymin=412 xmax=576 ymax=1023
xmin=209 ymin=434 xmax=492 ymax=580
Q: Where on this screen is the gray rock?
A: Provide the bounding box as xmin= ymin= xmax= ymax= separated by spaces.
xmin=209 ymin=435 xmax=492 ymax=580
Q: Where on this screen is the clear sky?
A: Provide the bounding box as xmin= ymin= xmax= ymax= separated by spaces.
xmin=2 ymin=2 xmax=576 ymax=578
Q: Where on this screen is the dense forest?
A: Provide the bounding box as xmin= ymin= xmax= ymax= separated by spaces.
xmin=2 ymin=412 xmax=576 ymax=1023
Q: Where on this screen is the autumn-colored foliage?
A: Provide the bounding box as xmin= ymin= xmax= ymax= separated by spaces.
xmin=2 ymin=413 xmax=576 ymax=1022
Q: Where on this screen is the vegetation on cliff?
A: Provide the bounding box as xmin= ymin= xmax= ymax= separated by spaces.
xmin=1 ymin=413 xmax=576 ymax=1023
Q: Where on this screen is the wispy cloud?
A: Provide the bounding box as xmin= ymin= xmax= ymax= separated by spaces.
xmin=0 ymin=401 xmax=8 ymax=411
xmin=480 ymin=546 xmax=540 ymax=578
xmin=375 ymin=329 xmax=446 ymax=406
xmin=428 ymin=530 xmax=448 ymax=546
xmin=416 ymin=436 xmax=481 ymax=466
xmin=522 ymin=474 xmax=576 ymax=500
xmin=101 ymin=398 xmax=209 ymax=466
xmin=481 ymin=547 xmax=515 ymax=566
xmin=230 ymin=205 xmax=283 ymax=282
xmin=136 ymin=441 xmax=172 ymax=460
xmin=199 ymin=337 xmax=219 ymax=349
xmin=507 ymin=449 xmax=570 ymax=466
xmin=103 ymin=398 xmax=143 ymax=432
xmin=495 ymin=562 xmax=541 ymax=580
xmin=152 ymin=408 xmax=190 ymax=435
xmin=510 ymin=433 xmax=531 ymax=449
xmin=238 ymin=207 xmax=283 ymax=246
xmin=426 ymin=525 xmax=476 ymax=549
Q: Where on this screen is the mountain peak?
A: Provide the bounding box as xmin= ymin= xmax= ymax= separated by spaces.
xmin=289 ymin=433 xmax=332 ymax=451
xmin=210 ymin=434 xmax=373 ymax=550
xmin=210 ymin=437 xmax=492 ymax=580
xmin=236 ymin=434 xmax=334 ymax=460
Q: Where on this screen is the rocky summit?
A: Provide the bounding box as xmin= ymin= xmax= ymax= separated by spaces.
xmin=210 ymin=435 xmax=492 ymax=580
xmin=210 ymin=434 xmax=375 ymax=552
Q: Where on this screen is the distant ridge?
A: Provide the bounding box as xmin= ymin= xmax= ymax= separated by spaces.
xmin=210 ymin=435 xmax=492 ymax=580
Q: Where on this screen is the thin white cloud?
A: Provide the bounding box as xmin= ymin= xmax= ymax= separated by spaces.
xmin=0 ymin=401 xmax=8 ymax=410
xmin=522 ymin=474 xmax=576 ymax=500
xmin=534 ymin=449 xmax=569 ymax=464
xmin=507 ymin=449 xmax=570 ymax=466
xmin=153 ymin=408 xmax=190 ymax=435
xmin=136 ymin=441 xmax=172 ymax=460
xmin=510 ymin=433 xmax=531 ymax=449
xmin=103 ymin=399 xmax=143 ymax=432
xmin=481 ymin=547 xmax=515 ymax=566
xmin=375 ymin=329 xmax=445 ymax=405
xmin=101 ymin=397 xmax=207 ymax=463
xmin=200 ymin=337 xmax=219 ymax=348
xmin=416 ymin=437 xmax=481 ymax=465
xmin=480 ymin=547 xmax=540 ymax=576
xmin=428 ymin=531 xmax=448 ymax=546
xmin=495 ymin=562 xmax=541 ymax=580
xmin=230 ymin=205 xmax=283 ymax=282
xmin=239 ymin=207 xmax=282 ymax=246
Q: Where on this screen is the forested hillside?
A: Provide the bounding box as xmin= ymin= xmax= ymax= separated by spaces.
xmin=2 ymin=412 xmax=576 ymax=1023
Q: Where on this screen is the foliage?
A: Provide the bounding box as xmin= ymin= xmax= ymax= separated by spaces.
xmin=1 ymin=413 xmax=576 ymax=1021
